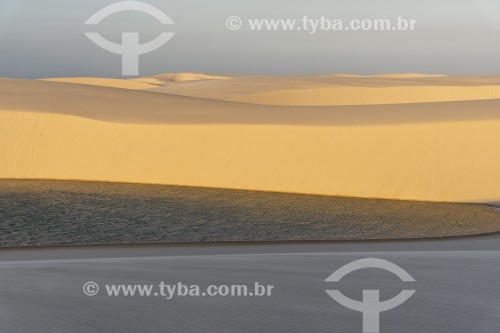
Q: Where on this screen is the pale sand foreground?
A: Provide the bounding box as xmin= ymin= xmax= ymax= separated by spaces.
xmin=1 ymin=75 xmax=500 ymax=204
xmin=1 ymin=246 xmax=499 ymax=333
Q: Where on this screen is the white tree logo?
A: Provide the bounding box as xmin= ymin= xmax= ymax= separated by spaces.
xmin=85 ymin=1 xmax=175 ymax=76
xmin=325 ymin=258 xmax=416 ymax=333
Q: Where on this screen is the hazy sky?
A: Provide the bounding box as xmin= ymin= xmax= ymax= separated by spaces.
xmin=1 ymin=0 xmax=500 ymax=78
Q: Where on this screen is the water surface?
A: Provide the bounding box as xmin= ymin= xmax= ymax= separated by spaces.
xmin=0 ymin=180 xmax=499 ymax=247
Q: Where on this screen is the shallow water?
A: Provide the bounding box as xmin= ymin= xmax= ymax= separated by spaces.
xmin=0 ymin=180 xmax=499 ymax=247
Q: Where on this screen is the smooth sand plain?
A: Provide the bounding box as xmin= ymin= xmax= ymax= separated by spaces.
xmin=1 ymin=74 xmax=500 ymax=204
xmin=1 ymin=244 xmax=499 ymax=333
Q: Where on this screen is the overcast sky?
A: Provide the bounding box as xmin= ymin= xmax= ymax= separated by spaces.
xmin=1 ymin=0 xmax=500 ymax=78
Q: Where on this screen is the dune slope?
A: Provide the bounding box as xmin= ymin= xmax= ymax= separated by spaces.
xmin=1 ymin=77 xmax=500 ymax=204
xmin=3 ymin=79 xmax=500 ymax=125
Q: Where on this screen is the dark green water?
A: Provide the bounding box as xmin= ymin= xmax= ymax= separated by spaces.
xmin=0 ymin=180 xmax=499 ymax=247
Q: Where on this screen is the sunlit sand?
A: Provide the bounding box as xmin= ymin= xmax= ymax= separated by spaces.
xmin=1 ymin=74 xmax=499 ymax=204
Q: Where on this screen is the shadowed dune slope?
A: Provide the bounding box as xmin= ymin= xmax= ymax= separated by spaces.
xmin=3 ymin=78 xmax=500 ymax=125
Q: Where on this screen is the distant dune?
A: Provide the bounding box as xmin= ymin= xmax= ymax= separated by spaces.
xmin=41 ymin=74 xmax=500 ymax=106
xmin=1 ymin=74 xmax=500 ymax=204
xmin=147 ymin=74 xmax=500 ymax=106
xmin=42 ymin=77 xmax=158 ymax=90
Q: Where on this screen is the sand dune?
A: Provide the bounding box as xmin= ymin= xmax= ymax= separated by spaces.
xmin=4 ymin=78 xmax=500 ymax=125
xmin=39 ymin=73 xmax=233 ymax=90
xmin=154 ymin=72 xmax=233 ymax=82
xmin=40 ymin=74 xmax=500 ymax=106
xmin=42 ymin=77 xmax=158 ymax=90
xmin=369 ymin=73 xmax=447 ymax=78
xmin=146 ymin=75 xmax=500 ymax=106
xmin=1 ymin=75 xmax=500 ymax=204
